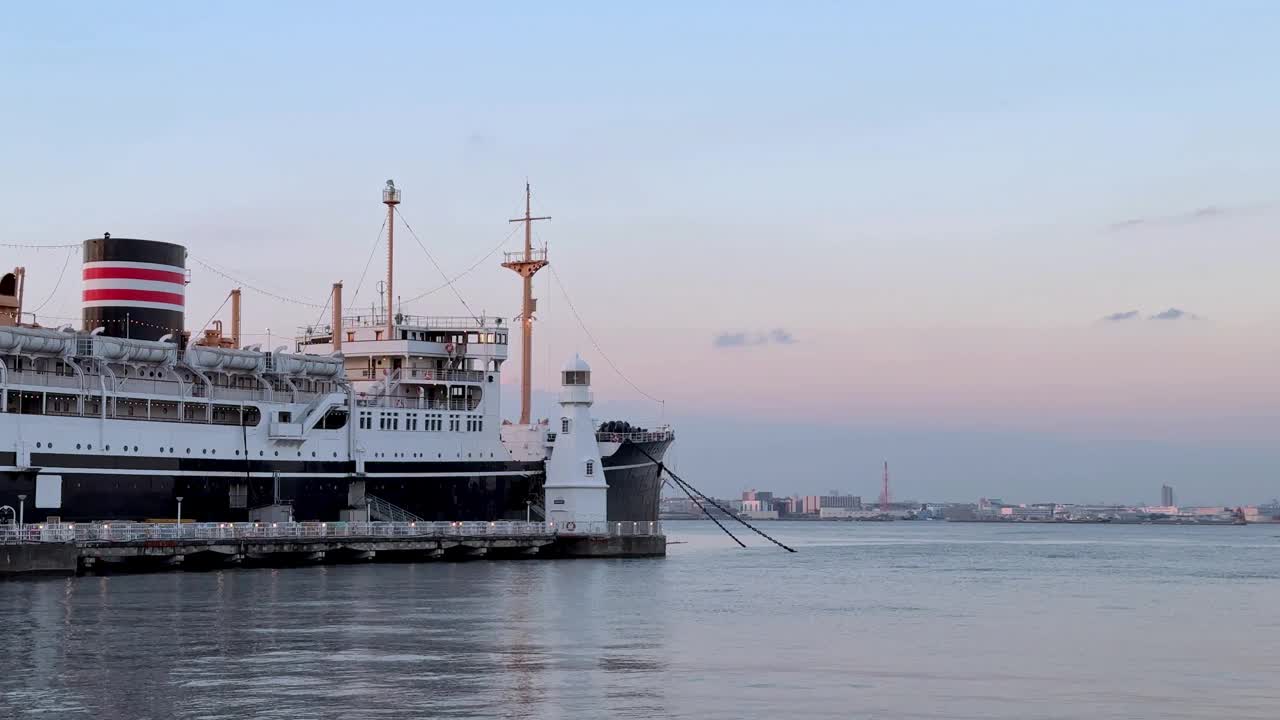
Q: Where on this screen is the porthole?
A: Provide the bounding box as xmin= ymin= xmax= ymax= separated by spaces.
xmin=105 ymin=445 xmax=110 ymax=451
xmin=77 ymin=444 xmax=82 ymax=450
xmin=274 ymin=451 xmax=278 ymax=457
xmin=35 ymin=442 xmax=41 ymax=448
xmin=87 ymin=444 xmax=92 ymax=450
xmin=133 ymin=446 xmax=138 ymax=452
xmin=211 ymin=449 xmax=216 ymax=455
xmin=259 ymin=451 xmax=264 ymax=457
xmin=311 ymin=452 xmax=316 ymax=457
xmin=235 ymin=450 xmax=240 ymax=456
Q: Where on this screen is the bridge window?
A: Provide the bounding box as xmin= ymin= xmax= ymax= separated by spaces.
xmin=561 ymin=418 xmax=570 ymax=434
xmin=586 ymin=460 xmax=594 ymax=477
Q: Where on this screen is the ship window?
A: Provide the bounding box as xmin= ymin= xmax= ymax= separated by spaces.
xmin=586 ymin=460 xmax=594 ymax=476
xmin=561 ymin=418 xmax=570 ymax=433
xmin=315 ymin=408 xmax=348 ymax=430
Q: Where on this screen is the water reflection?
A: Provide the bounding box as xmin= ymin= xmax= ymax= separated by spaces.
xmin=4 ymin=524 xmax=1277 ymax=719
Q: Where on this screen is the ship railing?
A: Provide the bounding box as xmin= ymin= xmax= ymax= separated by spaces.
xmin=356 ymin=368 xmax=484 ymax=383
xmin=593 ymin=428 xmax=676 ymax=444
xmin=0 ymin=368 xmax=325 ymax=406
xmin=354 ymin=397 xmax=477 ymax=411
xmin=503 ymin=248 xmax=548 ymax=264
xmin=339 ymin=314 xmax=503 ymax=331
xmin=550 ymin=521 xmax=664 ymax=537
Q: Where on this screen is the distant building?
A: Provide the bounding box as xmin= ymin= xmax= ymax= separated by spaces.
xmin=1161 ymin=484 xmax=1175 ymax=507
xmin=772 ymin=496 xmax=797 ymax=515
xmin=820 ymin=495 xmax=861 ymax=510
xmin=800 ymin=494 xmax=861 ymax=514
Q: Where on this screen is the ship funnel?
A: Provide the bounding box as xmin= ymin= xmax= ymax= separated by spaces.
xmin=82 ymin=235 xmax=186 ymax=342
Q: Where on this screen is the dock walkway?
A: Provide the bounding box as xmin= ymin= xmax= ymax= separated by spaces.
xmin=1 ymin=520 xmax=666 ymax=576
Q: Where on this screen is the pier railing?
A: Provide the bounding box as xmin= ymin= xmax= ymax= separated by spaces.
xmin=551 ymin=521 xmax=664 ymax=537
xmin=0 ymin=520 xmax=662 ymax=544
xmin=0 ymin=521 xmax=553 ymax=544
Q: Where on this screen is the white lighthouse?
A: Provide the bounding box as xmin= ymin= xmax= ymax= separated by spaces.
xmin=543 ymin=354 xmax=608 ymax=525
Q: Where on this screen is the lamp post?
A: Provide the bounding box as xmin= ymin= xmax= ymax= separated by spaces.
xmin=526 ymin=500 xmax=531 ymax=523
xmin=176 ymin=496 xmax=184 ymax=538
xmin=17 ymin=494 xmax=26 ymax=530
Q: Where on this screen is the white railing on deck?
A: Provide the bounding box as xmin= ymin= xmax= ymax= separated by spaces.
xmin=339 ymin=315 xmax=502 ymax=331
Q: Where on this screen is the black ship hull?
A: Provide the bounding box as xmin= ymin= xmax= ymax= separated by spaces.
xmin=602 ymin=436 xmax=672 ymax=522
xmin=0 ymin=439 xmax=670 ymax=523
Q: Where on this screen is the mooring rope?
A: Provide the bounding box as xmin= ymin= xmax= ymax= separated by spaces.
xmin=666 ymin=470 xmax=745 ymax=548
xmin=635 ymin=445 xmax=797 ymax=553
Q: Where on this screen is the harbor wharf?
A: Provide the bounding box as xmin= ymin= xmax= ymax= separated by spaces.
xmin=0 ymin=520 xmax=666 ymax=576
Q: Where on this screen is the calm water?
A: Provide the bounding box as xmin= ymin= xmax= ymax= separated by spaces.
xmin=3 ymin=521 xmax=1279 ymax=719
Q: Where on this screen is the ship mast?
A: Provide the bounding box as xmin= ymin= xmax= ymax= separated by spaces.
xmin=503 ymin=183 xmax=550 ymax=425
xmin=382 ymin=179 xmax=401 ymax=335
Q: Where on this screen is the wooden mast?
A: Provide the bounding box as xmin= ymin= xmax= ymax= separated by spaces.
xmin=503 ymin=183 xmax=550 ymax=425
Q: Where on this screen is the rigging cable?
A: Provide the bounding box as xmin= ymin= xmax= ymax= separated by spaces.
xmin=0 ymin=242 xmax=79 ymax=250
xmin=634 ymin=444 xmax=797 ymax=553
xmin=190 ymin=255 xmax=326 ymax=308
xmin=348 ymin=217 xmax=386 ymax=311
xmin=27 ymin=246 xmax=77 ymax=314
xmin=192 ymin=291 xmax=234 ymax=342
xmin=398 ymin=222 xmax=522 ymax=307
xmin=394 ymin=207 xmax=481 ymax=321
xmin=548 ymin=264 xmax=664 ymax=407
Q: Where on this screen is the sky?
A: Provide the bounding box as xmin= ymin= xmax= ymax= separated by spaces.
xmin=2 ymin=2 xmax=1278 ymax=504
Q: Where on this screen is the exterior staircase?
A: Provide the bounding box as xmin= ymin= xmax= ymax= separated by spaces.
xmin=366 ymin=494 xmax=424 ymax=523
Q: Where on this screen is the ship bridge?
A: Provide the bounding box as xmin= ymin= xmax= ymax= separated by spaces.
xmin=296 ymin=313 xmax=508 ymax=411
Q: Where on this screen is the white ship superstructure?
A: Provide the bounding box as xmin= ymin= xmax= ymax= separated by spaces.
xmin=0 ymin=181 xmax=672 ymax=524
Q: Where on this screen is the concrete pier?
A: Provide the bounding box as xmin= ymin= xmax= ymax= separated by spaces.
xmin=0 ymin=520 xmax=665 ymax=577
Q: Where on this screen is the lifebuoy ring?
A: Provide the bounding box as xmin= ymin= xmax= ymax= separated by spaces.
xmin=444 ymin=342 xmax=456 ymax=354
xmin=564 ymin=521 xmax=576 ymax=531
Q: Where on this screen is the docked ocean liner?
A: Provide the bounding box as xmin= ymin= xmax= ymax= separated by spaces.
xmin=0 ymin=182 xmax=671 ymax=524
